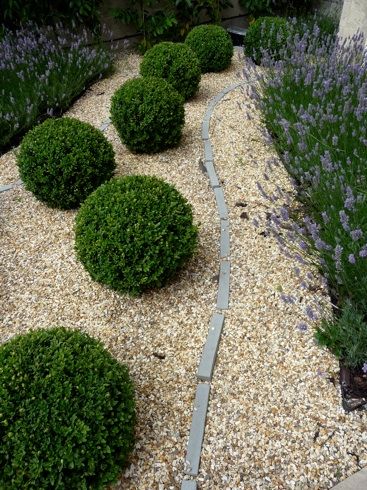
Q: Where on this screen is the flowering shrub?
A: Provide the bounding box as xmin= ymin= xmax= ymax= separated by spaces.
xmin=0 ymin=24 xmax=112 ymax=151
xmin=244 ymin=16 xmax=289 ymax=64
xmin=0 ymin=327 xmax=135 ymax=489
xmin=245 ymin=25 xmax=367 ymax=367
xmin=75 ymin=175 xmax=198 ymax=296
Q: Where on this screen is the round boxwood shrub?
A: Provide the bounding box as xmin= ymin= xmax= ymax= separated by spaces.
xmin=0 ymin=327 xmax=135 ymax=490
xmin=185 ymin=24 xmax=233 ymax=73
xmin=75 ymin=175 xmax=198 ymax=296
xmin=244 ymin=16 xmax=289 ymax=64
xmin=110 ymin=77 xmax=184 ymax=154
xmin=140 ymin=42 xmax=201 ymax=101
xmin=17 ymin=117 xmax=116 ymax=209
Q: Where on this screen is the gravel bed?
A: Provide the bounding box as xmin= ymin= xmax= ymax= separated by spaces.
xmin=1 ymin=46 xmax=366 ymax=490
xmin=198 ymin=85 xmax=367 ymax=489
xmin=0 ymin=48 xmax=243 ymax=489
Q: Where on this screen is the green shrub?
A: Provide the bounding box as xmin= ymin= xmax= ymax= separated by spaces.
xmin=0 ymin=25 xmax=112 ymax=152
xmin=1 ymin=0 xmax=101 ymax=31
xmin=75 ymin=175 xmax=198 ymax=296
xmin=239 ymin=0 xmax=313 ymax=16
xmin=110 ymin=77 xmax=184 ymax=153
xmin=315 ymin=303 xmax=367 ymax=369
xmin=185 ymin=24 xmax=233 ymax=73
xmin=244 ymin=16 xmax=289 ymax=64
xmin=140 ymin=42 xmax=201 ymax=101
xmin=0 ymin=327 xmax=135 ymax=490
xmin=17 ymin=117 xmax=115 ymax=209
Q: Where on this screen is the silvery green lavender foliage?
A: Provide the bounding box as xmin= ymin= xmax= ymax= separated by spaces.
xmin=244 ymin=21 xmax=367 ymax=367
xmin=0 ymin=24 xmax=112 ymax=150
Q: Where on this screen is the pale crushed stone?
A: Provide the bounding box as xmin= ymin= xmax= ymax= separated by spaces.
xmin=0 ymin=47 xmax=366 ymax=490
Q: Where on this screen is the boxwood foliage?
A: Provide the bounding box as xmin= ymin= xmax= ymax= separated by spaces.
xmin=185 ymin=24 xmax=233 ymax=73
xmin=110 ymin=77 xmax=184 ymax=153
xmin=140 ymin=42 xmax=201 ymax=101
xmin=75 ymin=175 xmax=198 ymax=296
xmin=17 ymin=117 xmax=115 ymax=209
xmin=244 ymin=16 xmax=289 ymax=64
xmin=0 ymin=327 xmax=135 ymax=490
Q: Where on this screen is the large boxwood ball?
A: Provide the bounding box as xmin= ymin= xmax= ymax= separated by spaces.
xmin=185 ymin=24 xmax=233 ymax=73
xmin=75 ymin=175 xmax=198 ymax=296
xmin=140 ymin=42 xmax=201 ymax=101
xmin=17 ymin=117 xmax=116 ymax=209
xmin=244 ymin=16 xmax=289 ymax=64
xmin=110 ymin=77 xmax=184 ymax=154
xmin=0 ymin=327 xmax=135 ymax=490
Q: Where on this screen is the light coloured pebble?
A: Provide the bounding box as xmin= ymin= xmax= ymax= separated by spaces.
xmin=1 ymin=47 xmax=366 ymax=490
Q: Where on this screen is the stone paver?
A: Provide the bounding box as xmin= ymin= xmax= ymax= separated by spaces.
xmin=184 ymin=383 xmax=210 ymax=476
xmin=197 ymin=312 xmax=225 ymax=381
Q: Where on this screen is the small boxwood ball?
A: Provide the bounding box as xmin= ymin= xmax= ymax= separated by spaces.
xmin=110 ymin=77 xmax=184 ymax=153
xmin=140 ymin=42 xmax=201 ymax=100
xmin=75 ymin=175 xmax=198 ymax=296
xmin=185 ymin=24 xmax=233 ymax=73
xmin=0 ymin=327 xmax=135 ymax=490
xmin=244 ymin=16 xmax=289 ymax=64
xmin=17 ymin=117 xmax=115 ymax=209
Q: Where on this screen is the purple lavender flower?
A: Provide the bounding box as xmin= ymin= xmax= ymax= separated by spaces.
xmin=359 ymin=245 xmax=367 ymax=258
xmin=297 ymin=322 xmax=308 ymax=332
xmin=333 ymin=244 xmax=343 ymax=270
xmin=362 ymin=362 xmax=367 ymax=374
xmin=348 ymin=254 xmax=356 ymax=264
xmin=339 ymin=210 xmax=350 ymax=232
xmin=280 ymin=206 xmax=289 ymax=221
xmin=305 ymin=305 xmax=317 ymax=321
xmin=350 ymin=228 xmax=363 ymax=241
xmin=299 ymin=239 xmax=308 ymax=251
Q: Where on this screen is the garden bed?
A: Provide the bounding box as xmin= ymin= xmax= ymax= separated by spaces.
xmin=1 ymin=47 xmax=367 ymax=489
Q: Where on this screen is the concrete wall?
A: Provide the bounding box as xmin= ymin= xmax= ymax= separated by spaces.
xmin=338 ymin=0 xmax=367 ymax=42
xmin=316 ymin=0 xmax=343 ymax=20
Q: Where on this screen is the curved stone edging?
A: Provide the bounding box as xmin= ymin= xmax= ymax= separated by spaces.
xmin=181 ymin=81 xmax=247 ymax=490
xmin=0 ymin=118 xmax=112 ymax=194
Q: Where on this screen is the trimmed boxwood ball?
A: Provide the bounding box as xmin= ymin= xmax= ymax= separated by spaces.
xmin=140 ymin=42 xmax=201 ymax=101
xmin=185 ymin=24 xmax=233 ymax=73
xmin=244 ymin=16 xmax=289 ymax=64
xmin=75 ymin=175 xmax=198 ymax=296
xmin=17 ymin=117 xmax=115 ymax=209
xmin=0 ymin=327 xmax=135 ymax=490
xmin=111 ymin=77 xmax=184 ymax=153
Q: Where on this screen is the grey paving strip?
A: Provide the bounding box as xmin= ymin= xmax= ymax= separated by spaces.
xmin=0 ymin=119 xmax=111 ymax=194
xmin=217 ymin=260 xmax=230 ymax=310
xmin=183 ymin=383 xmax=210 ymax=477
xmin=99 ymin=117 xmax=111 ymax=132
xmin=220 ymin=219 xmax=230 ymax=258
xmin=332 ymin=468 xmax=367 ymax=490
xmin=182 ymin=79 xmax=249 ymax=488
xmin=214 ymin=186 xmax=229 ymax=220
xmin=204 ymin=139 xmax=214 ymax=162
xmin=204 ymin=160 xmax=220 ymax=189
xmin=181 ymin=481 xmax=197 ymax=490
xmin=0 ymin=179 xmax=22 ymax=194
xmin=197 ymin=313 xmax=225 ymax=381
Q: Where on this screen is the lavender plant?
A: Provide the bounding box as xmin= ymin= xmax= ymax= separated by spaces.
xmin=0 ymin=24 xmax=112 ymax=151
xmin=244 ymin=21 xmax=367 ymax=368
